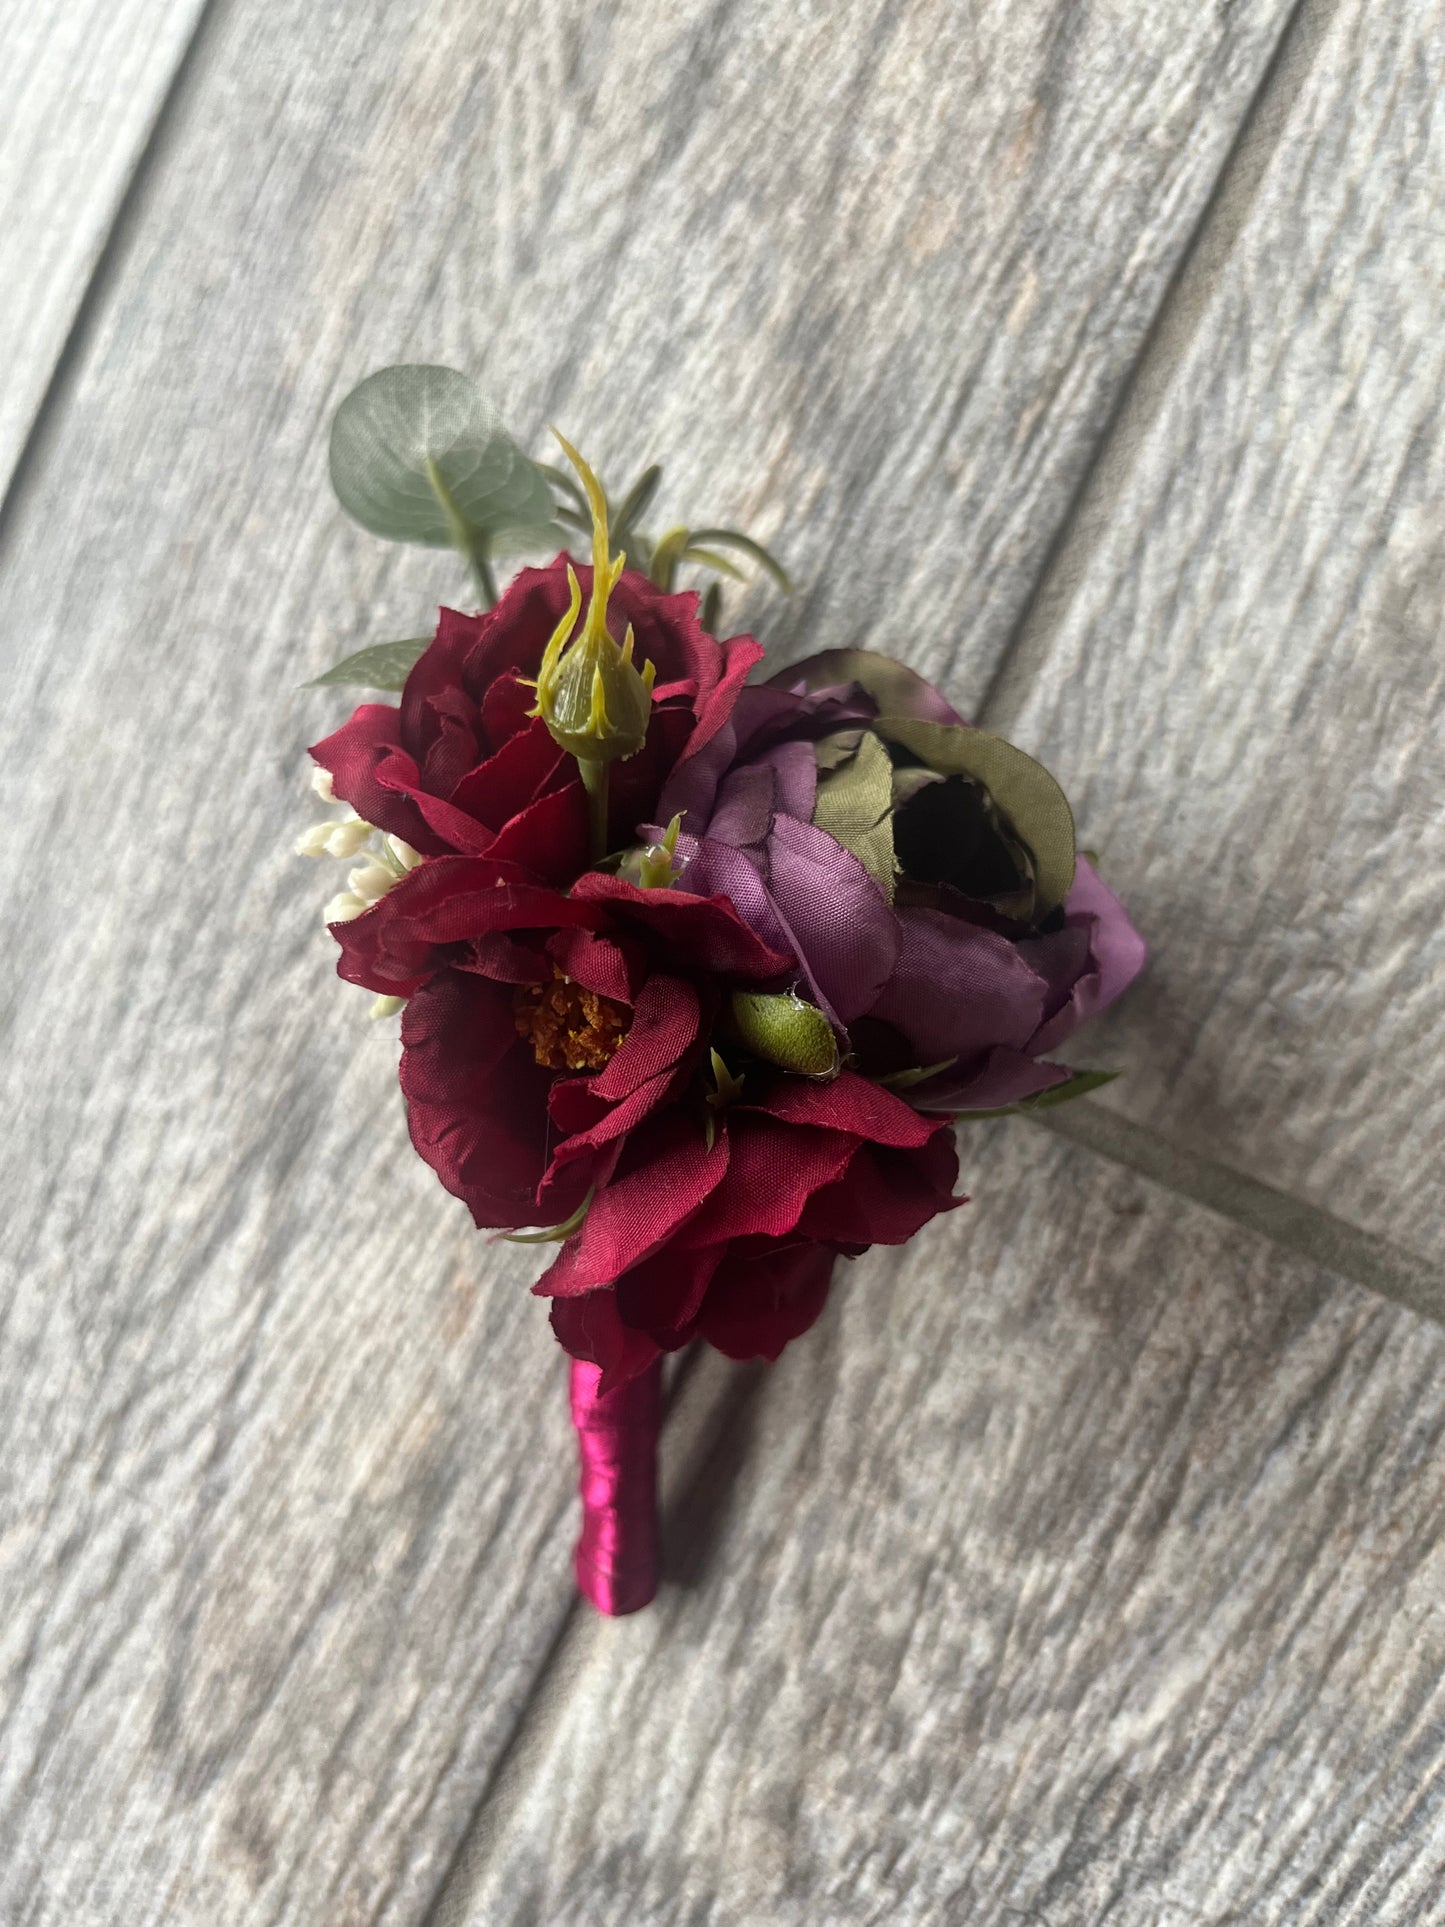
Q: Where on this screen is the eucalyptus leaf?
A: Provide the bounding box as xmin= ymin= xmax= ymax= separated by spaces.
xmin=952 ymin=1068 xmax=1118 ymax=1119
xmin=489 ymin=521 xmax=568 ymax=560
xmin=813 ymin=729 xmax=897 ymax=901
xmin=305 ymin=636 xmax=430 ymax=691
xmin=328 ymin=365 xmax=555 ymax=549
xmin=537 ymin=460 xmax=588 ymax=512
xmin=876 ymin=716 xmax=1076 ymax=917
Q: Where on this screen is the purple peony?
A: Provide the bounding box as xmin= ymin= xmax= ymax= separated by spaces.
xmin=657 ymin=647 xmax=1145 ymax=1114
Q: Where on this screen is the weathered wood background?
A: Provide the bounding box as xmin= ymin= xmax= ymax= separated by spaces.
xmin=2 ymin=0 xmax=1442 ymax=1921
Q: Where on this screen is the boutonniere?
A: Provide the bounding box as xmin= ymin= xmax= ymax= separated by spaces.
xmin=299 ymin=366 xmax=1145 ymax=1613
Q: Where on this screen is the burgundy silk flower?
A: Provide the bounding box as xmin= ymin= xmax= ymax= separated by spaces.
xmin=312 ymin=558 xmax=762 ymax=870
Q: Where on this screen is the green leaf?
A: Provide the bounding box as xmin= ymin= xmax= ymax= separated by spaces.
xmin=699 ymin=580 xmax=723 ymax=634
xmin=680 ymin=545 xmax=746 ymax=581
xmin=812 ymin=729 xmax=897 ymax=901
xmin=612 ymin=464 xmax=662 ymax=546
xmin=730 ymin=990 xmax=838 ymax=1077
xmin=649 ymin=526 xmax=690 ymax=591
xmin=305 ymin=636 xmax=430 ymax=691
xmin=328 ymin=365 xmax=555 ymax=549
xmin=875 ymin=1057 xmax=956 ymax=1091
xmin=536 ymin=460 xmax=588 ymax=513
xmin=687 ymin=528 xmax=793 ymax=593
xmin=500 ymin=1186 xmax=595 ymax=1244
xmin=954 ymin=1069 xmax=1118 ymax=1119
xmin=875 ymin=716 xmax=1076 ymax=918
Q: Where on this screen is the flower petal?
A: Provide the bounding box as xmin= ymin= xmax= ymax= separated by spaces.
xmin=748 ymin=1066 xmax=941 ymax=1148
xmin=549 ymin=1290 xmax=663 ymax=1392
xmin=696 ymin=1239 xmax=838 ymax=1362
xmin=448 ymin=715 xmax=568 ymax=830
xmin=399 ymin=970 xmax=570 ymax=1226
xmin=867 ymin=906 xmax=1047 ymax=1064
xmin=571 ymin=874 xmax=794 ymax=981
xmin=764 ymin=815 xmax=902 ymax=1024
xmin=673 ymin=1115 xmax=856 ymax=1249
xmin=537 ymin=1116 xmax=731 ymax=1296
xmin=796 ymin=1134 xmax=962 ymax=1244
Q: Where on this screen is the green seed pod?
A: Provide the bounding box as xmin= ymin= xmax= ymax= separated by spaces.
xmin=729 ymin=989 xmax=838 ymax=1078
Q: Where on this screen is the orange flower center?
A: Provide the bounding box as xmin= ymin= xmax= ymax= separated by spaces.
xmin=513 ymin=968 xmax=629 ymax=1073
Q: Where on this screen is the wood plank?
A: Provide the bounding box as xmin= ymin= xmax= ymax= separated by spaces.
xmin=984 ymin=0 xmax=1445 ymax=1259
xmin=431 ymin=1125 xmax=1445 ymax=1926
xmin=0 ymin=0 xmax=208 ymax=498
xmin=0 ymin=0 xmax=1308 ymax=1918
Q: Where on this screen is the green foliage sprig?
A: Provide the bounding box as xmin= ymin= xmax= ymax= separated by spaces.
xmin=312 ymin=363 xmax=789 ymax=690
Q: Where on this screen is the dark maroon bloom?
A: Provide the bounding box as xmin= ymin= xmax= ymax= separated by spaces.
xmin=312 ymin=567 xmax=1140 ymax=1389
xmin=311 ymin=558 xmax=762 ymax=867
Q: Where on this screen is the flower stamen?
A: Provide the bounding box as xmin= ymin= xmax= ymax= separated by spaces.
xmin=514 ymin=968 xmax=629 ymax=1072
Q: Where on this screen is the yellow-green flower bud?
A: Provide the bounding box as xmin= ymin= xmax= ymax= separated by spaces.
xmin=616 ymin=814 xmax=682 ymax=890
xmin=531 ymin=432 xmax=656 ymax=765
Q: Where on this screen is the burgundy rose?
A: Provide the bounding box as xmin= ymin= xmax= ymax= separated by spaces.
xmin=311 ymin=556 xmax=762 ymax=872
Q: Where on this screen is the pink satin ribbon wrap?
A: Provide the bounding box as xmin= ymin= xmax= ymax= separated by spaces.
xmin=568 ymin=1356 xmax=663 ymax=1615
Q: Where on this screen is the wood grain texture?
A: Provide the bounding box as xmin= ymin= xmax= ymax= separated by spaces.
xmin=435 ymin=1126 xmax=1445 ymax=1927
xmin=986 ymin=0 xmax=1445 ymax=1259
xmin=0 ymin=0 xmax=207 ymax=499
xmin=0 ymin=0 xmax=1310 ymax=1919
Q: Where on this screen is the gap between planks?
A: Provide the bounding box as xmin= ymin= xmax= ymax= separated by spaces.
xmin=974 ymin=0 xmax=1332 ymax=728
xmin=0 ymin=0 xmax=224 ymax=546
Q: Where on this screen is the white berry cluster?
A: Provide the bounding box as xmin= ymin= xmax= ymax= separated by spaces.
xmin=296 ymin=766 xmax=421 ymax=1017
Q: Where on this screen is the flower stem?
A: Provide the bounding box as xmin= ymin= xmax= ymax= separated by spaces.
xmin=569 ymin=1355 xmax=662 ymax=1615
xmin=470 ymin=536 xmax=498 ymax=611
xmin=579 ymin=757 xmax=609 ymax=861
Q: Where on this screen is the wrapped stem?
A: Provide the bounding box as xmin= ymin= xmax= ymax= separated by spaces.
xmin=568 ymin=1355 xmax=662 ymax=1615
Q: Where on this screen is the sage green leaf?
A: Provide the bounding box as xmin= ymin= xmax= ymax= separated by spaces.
xmin=876 ymin=716 xmax=1076 ymax=916
xmin=687 ymin=528 xmax=793 ymax=593
xmin=730 ymin=990 xmax=838 ymax=1077
xmin=537 ymin=460 xmax=588 ymax=513
xmin=489 ymin=522 xmax=568 ymax=560
xmin=328 ymin=365 xmax=555 ymax=548
xmin=773 ymin=648 xmax=955 ymax=717
xmin=953 ymin=1068 xmax=1118 ymax=1119
xmin=305 ymin=636 xmax=430 ymax=691
xmin=699 ymin=581 xmax=723 ymax=635
xmin=813 ymin=729 xmax=897 ymax=901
